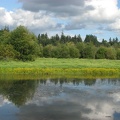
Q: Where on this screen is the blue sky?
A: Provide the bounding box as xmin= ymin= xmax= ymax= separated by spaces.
xmin=0 ymin=0 xmax=120 ymax=41
xmin=0 ymin=0 xmax=21 ymax=10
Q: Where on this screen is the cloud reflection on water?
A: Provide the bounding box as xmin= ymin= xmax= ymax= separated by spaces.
xmin=18 ymin=79 xmax=120 ymax=120
xmin=0 ymin=79 xmax=120 ymax=120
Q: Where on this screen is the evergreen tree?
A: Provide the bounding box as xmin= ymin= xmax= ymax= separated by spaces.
xmin=84 ymin=34 xmax=99 ymax=46
xmin=77 ymin=34 xmax=82 ymax=42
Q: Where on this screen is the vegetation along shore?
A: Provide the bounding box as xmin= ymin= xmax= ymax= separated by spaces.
xmin=0 ymin=58 xmax=120 ymax=78
xmin=0 ymin=26 xmax=120 ymax=78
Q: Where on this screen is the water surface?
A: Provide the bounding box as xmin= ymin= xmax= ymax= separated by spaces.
xmin=0 ymin=78 xmax=120 ymax=120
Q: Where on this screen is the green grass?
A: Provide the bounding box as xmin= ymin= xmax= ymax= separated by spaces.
xmin=0 ymin=58 xmax=120 ymax=78
xmin=0 ymin=58 xmax=120 ymax=69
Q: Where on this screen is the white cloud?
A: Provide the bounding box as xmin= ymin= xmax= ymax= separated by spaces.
xmin=0 ymin=95 xmax=11 ymax=107
xmin=83 ymin=102 xmax=115 ymax=120
xmin=85 ymin=0 xmax=119 ymax=21
xmin=0 ymin=7 xmax=62 ymax=33
xmin=67 ymin=0 xmax=120 ymax=30
xmin=12 ymin=9 xmax=58 ymax=31
xmin=109 ymin=19 xmax=120 ymax=30
xmin=0 ymin=7 xmax=14 ymax=25
xmin=1 ymin=0 xmax=120 ymax=35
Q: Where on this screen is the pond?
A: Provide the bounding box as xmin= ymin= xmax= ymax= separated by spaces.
xmin=0 ymin=78 xmax=120 ymax=120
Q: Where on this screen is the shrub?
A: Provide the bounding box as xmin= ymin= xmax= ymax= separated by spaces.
xmin=66 ymin=42 xmax=80 ymax=58
xmin=95 ymin=47 xmax=107 ymax=59
xmin=116 ymin=49 xmax=120 ymax=60
xmin=57 ymin=44 xmax=70 ymax=58
xmin=105 ymin=47 xmax=116 ymax=60
xmin=82 ymin=44 xmax=97 ymax=59
xmin=9 ymin=26 xmax=38 ymax=61
xmin=76 ymin=42 xmax=85 ymax=58
xmin=0 ymin=44 xmax=17 ymax=60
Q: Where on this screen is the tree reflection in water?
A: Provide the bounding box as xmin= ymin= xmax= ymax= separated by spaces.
xmin=0 ymin=78 xmax=119 ymax=107
xmin=0 ymin=78 xmax=120 ymax=120
xmin=0 ymin=80 xmax=38 ymax=106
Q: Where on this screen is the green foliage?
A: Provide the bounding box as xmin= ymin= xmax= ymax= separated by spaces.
xmin=102 ymin=39 xmax=110 ymax=47
xmin=0 ymin=44 xmax=18 ymax=60
xmin=84 ymin=34 xmax=99 ymax=46
xmin=38 ymin=33 xmax=49 ymax=46
xmin=9 ymin=26 xmax=38 ymax=61
xmin=116 ymin=49 xmax=120 ymax=60
xmin=82 ymin=44 xmax=97 ymax=59
xmin=50 ymin=46 xmax=60 ymax=58
xmin=58 ymin=44 xmax=70 ymax=58
xmin=38 ymin=44 xmax=43 ymax=57
xmin=0 ymin=26 xmax=120 ymax=61
xmin=105 ymin=47 xmax=116 ymax=60
xmin=76 ymin=42 xmax=85 ymax=58
xmin=77 ymin=34 xmax=82 ymax=42
xmin=95 ymin=47 xmax=107 ymax=59
xmin=96 ymin=47 xmax=117 ymax=60
xmin=109 ymin=37 xmax=119 ymax=46
xmin=0 ymin=27 xmax=10 ymax=44
xmin=38 ymin=32 xmax=82 ymax=45
xmin=36 ymin=43 xmax=79 ymax=58
xmin=66 ymin=42 xmax=80 ymax=58
xmin=43 ymin=44 xmax=54 ymax=57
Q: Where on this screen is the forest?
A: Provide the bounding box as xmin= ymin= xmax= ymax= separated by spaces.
xmin=0 ymin=25 xmax=120 ymax=61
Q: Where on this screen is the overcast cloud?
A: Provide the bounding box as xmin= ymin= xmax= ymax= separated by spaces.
xmin=0 ymin=0 xmax=120 ymax=36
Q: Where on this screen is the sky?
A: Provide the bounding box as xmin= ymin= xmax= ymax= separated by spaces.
xmin=0 ymin=0 xmax=120 ymax=41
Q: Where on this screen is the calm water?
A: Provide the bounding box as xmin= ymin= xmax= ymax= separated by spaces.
xmin=0 ymin=78 xmax=120 ymax=120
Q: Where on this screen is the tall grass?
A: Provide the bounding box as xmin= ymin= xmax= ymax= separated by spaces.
xmin=0 ymin=58 xmax=120 ymax=68
xmin=0 ymin=58 xmax=120 ymax=78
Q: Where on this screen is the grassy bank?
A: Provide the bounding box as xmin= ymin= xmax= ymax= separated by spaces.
xmin=0 ymin=58 xmax=120 ymax=78
xmin=0 ymin=58 xmax=120 ymax=68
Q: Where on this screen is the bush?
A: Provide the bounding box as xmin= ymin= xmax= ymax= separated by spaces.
xmin=0 ymin=44 xmax=17 ymax=60
xmin=105 ymin=47 xmax=116 ymax=60
xmin=43 ymin=44 xmax=53 ymax=58
xmin=20 ymin=54 xmax=35 ymax=61
xmin=95 ymin=47 xmax=107 ymax=59
xmin=76 ymin=42 xmax=85 ymax=58
xmin=51 ymin=46 xmax=60 ymax=58
xmin=57 ymin=44 xmax=70 ymax=58
xmin=116 ymin=49 xmax=120 ymax=60
xmin=82 ymin=44 xmax=97 ymax=59
xmin=66 ymin=42 xmax=80 ymax=58
xmin=9 ymin=26 xmax=39 ymax=61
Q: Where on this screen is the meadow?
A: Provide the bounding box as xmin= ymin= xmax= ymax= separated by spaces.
xmin=0 ymin=58 xmax=120 ymax=68
xmin=0 ymin=58 xmax=120 ymax=78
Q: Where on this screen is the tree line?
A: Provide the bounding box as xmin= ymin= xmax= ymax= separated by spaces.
xmin=0 ymin=26 xmax=120 ymax=61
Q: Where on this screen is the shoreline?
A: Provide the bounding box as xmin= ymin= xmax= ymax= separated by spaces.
xmin=0 ymin=58 xmax=120 ymax=79
xmin=0 ymin=68 xmax=120 ymax=79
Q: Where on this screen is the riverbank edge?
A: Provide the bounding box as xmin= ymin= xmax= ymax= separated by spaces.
xmin=0 ymin=68 xmax=120 ymax=80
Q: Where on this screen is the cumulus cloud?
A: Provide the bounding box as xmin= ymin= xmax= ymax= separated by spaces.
xmin=18 ymin=0 xmax=88 ymax=17
xmin=0 ymin=7 xmax=63 ymax=33
xmin=85 ymin=0 xmax=119 ymax=22
xmin=64 ymin=0 xmax=120 ymax=30
xmin=0 ymin=7 xmax=14 ymax=26
xmin=18 ymin=0 xmax=120 ymax=32
xmin=1 ymin=0 xmax=120 ymax=35
xmin=108 ymin=19 xmax=120 ymax=31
